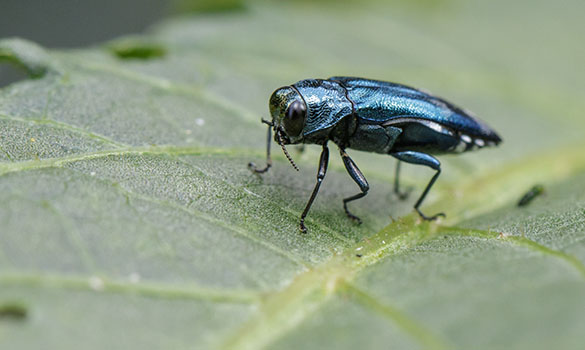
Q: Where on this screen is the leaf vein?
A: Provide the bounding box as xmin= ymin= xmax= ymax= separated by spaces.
xmin=0 ymin=273 xmax=260 ymax=304
xmin=64 ymin=164 xmax=312 ymax=269
xmin=0 ymin=113 xmax=127 ymax=148
xmin=344 ymin=283 xmax=449 ymax=350
xmin=441 ymin=226 xmax=585 ymax=279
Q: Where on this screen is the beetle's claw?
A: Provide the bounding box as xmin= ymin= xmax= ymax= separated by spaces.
xmin=343 ymin=203 xmax=363 ymax=224
xmin=346 ymin=212 xmax=363 ymax=225
xmin=248 ymin=161 xmax=271 ymax=174
xmin=428 ymin=212 xmax=446 ymax=221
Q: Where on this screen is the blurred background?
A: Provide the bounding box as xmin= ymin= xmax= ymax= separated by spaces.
xmin=0 ymin=0 xmax=241 ymax=85
xmin=0 ymin=0 xmax=167 ymax=85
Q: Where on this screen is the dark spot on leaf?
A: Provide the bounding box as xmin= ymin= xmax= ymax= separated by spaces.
xmin=517 ymin=184 xmax=545 ymax=207
xmin=356 ymin=254 xmax=362 ymax=258
xmin=0 ymin=302 xmax=28 ymax=321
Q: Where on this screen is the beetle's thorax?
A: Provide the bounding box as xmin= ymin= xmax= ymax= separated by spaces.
xmin=289 ymin=79 xmax=355 ymax=144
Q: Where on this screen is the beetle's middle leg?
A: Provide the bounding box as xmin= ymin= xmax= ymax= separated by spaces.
xmin=394 ymin=161 xmax=411 ymax=200
xmin=340 ymin=148 xmax=369 ymax=224
xmin=390 ymin=151 xmax=445 ymax=221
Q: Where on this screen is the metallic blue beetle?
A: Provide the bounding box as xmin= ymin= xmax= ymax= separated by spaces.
xmin=249 ymin=77 xmax=502 ymax=233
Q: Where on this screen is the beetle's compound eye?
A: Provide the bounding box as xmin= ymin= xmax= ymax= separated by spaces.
xmin=284 ymin=100 xmax=306 ymax=137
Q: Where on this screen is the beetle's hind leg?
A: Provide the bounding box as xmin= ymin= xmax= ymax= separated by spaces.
xmin=340 ymin=149 xmax=369 ymax=224
xmin=394 ymin=161 xmax=412 ymax=200
xmin=390 ymin=151 xmax=445 ymax=221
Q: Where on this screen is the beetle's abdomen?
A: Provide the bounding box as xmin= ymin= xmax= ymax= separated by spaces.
xmin=386 ymin=118 xmax=499 ymax=154
xmin=348 ymin=124 xmax=402 ymax=154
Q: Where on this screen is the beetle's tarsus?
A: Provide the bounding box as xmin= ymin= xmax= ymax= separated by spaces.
xmin=299 ymin=220 xmax=308 ymax=233
xmin=416 ymin=209 xmax=446 ymax=221
xmin=343 ymin=204 xmax=363 ymax=224
xmin=248 ymin=161 xmax=271 ymax=174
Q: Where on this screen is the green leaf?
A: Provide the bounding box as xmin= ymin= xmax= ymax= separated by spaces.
xmin=1 ymin=1 xmax=584 ymax=349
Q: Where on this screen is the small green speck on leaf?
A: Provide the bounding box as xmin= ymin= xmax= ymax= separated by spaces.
xmin=109 ymin=40 xmax=166 ymax=60
xmin=0 ymin=302 xmax=28 ymax=321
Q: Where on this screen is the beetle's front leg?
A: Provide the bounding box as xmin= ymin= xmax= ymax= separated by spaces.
xmin=248 ymin=123 xmax=272 ymax=174
xmin=340 ymin=148 xmax=369 ymax=224
xmin=390 ymin=151 xmax=445 ymax=221
xmin=299 ymin=143 xmax=329 ymax=233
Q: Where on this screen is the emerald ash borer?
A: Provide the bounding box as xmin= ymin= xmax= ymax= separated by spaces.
xmin=249 ymin=77 xmax=502 ymax=233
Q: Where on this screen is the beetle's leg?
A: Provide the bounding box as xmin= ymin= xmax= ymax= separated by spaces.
xmin=299 ymin=143 xmax=329 ymax=233
xmin=340 ymin=148 xmax=369 ymax=224
xmin=248 ymin=125 xmax=272 ymax=174
xmin=390 ymin=151 xmax=445 ymax=221
xmin=394 ymin=160 xmax=411 ymax=200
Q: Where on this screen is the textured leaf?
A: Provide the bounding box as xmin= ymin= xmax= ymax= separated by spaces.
xmin=1 ymin=1 xmax=584 ymax=349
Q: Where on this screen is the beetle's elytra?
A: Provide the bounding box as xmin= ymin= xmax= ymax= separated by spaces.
xmin=248 ymin=77 xmax=502 ymax=233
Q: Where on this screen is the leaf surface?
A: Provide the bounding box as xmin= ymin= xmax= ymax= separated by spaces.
xmin=1 ymin=1 xmax=584 ymax=349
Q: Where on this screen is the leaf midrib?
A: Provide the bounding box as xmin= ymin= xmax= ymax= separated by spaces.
xmin=221 ymin=146 xmax=585 ymax=349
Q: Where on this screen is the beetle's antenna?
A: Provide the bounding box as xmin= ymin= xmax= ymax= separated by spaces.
xmin=276 ymin=130 xmax=299 ymax=171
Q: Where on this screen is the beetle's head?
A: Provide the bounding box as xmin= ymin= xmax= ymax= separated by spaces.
xmin=269 ymin=86 xmax=307 ymax=145
xmin=264 ymin=86 xmax=307 ymax=171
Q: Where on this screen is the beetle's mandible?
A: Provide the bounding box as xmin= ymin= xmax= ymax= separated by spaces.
xmin=248 ymin=77 xmax=502 ymax=233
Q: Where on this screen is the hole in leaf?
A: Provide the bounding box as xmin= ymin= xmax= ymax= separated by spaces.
xmin=0 ymin=302 xmax=28 ymax=321
xmin=110 ymin=41 xmax=166 ymax=60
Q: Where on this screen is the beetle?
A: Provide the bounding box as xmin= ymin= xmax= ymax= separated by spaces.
xmin=248 ymin=77 xmax=502 ymax=233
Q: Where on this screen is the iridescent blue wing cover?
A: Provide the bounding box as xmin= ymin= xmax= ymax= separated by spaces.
xmin=329 ymin=76 xmax=501 ymax=142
